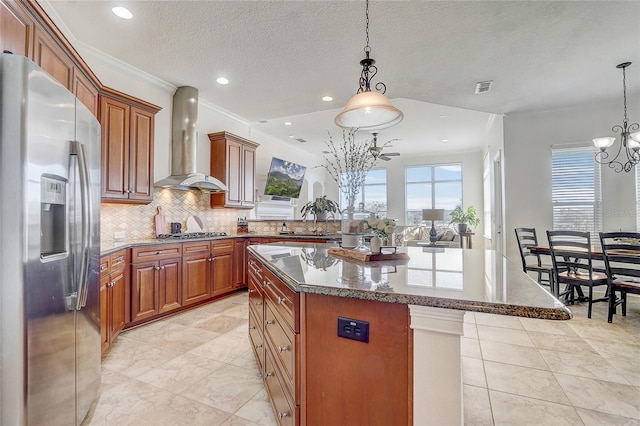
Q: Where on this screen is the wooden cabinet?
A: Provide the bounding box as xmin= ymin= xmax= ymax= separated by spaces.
xmin=248 ymin=252 xmax=410 ymax=425
xmin=212 ymin=239 xmax=234 ymax=296
xmin=32 ymin=24 xmax=73 ymax=90
xmin=131 ymin=244 xmax=182 ymax=323
xmin=208 ymin=131 xmax=259 ymax=209
xmin=0 ymin=0 xmax=34 ymax=57
xmin=100 ymin=87 xmax=160 ymax=204
xmin=234 ymin=238 xmax=248 ymax=288
xmin=182 ymin=241 xmax=212 ymax=306
xmin=100 ymin=249 xmax=129 ymax=355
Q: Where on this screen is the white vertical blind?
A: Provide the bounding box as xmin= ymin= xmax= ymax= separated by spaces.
xmin=551 ymin=146 xmax=602 ymax=241
xmin=483 ymin=151 xmax=492 ymax=238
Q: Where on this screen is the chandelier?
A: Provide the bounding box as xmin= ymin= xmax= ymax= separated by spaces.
xmin=334 ymin=0 xmax=403 ymax=132
xmin=593 ymin=62 xmax=640 ymax=172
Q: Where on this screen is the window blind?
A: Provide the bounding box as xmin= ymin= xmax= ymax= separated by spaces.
xmin=551 ymin=146 xmax=602 ymax=241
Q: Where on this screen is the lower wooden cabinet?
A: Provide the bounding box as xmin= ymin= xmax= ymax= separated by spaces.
xmin=100 ymin=249 xmax=128 ymax=355
xmin=131 ymin=257 xmax=182 ymax=322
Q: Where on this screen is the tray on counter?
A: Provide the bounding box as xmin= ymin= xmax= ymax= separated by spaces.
xmin=328 ymin=247 xmax=410 ymax=262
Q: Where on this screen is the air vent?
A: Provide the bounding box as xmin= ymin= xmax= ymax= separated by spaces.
xmin=295 ymin=138 xmax=307 ymax=143
xmin=258 ymin=120 xmax=268 ymax=124
xmin=474 ymin=80 xmax=493 ymax=94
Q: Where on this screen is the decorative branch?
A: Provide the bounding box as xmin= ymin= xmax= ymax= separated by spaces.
xmin=319 ymin=129 xmax=394 ymax=207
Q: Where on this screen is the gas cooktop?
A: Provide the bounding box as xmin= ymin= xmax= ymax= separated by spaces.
xmin=156 ymin=232 xmax=227 ymax=240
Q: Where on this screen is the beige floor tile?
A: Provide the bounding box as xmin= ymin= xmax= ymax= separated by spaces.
xmin=461 ymin=336 xmax=482 ymax=359
xmin=126 ymin=321 xmax=224 ymax=352
xmin=528 ymin=330 xmax=599 ymax=355
xmin=188 ymin=332 xmax=252 ymax=364
xmin=606 ymin=357 xmax=640 ymax=387
xmin=475 ymin=312 xmax=525 ymax=330
xmin=584 ymin=337 xmax=640 ymax=362
xmin=136 ymin=353 xmax=226 ymax=394
xmin=539 ymin=348 xmax=631 ymax=385
xmin=569 ymin=319 xmax=639 ymax=345
xmin=196 ymin=314 xmax=249 ymax=334
xmin=463 ymin=385 xmax=493 ymax=426
xmin=489 ymin=389 xmax=583 ymax=426
xmin=220 ymin=415 xmax=264 ymax=426
xmin=234 ymin=389 xmax=278 ymax=426
xmin=221 ymin=303 xmax=250 ymax=319
xmin=462 ymin=356 xmax=487 ymax=387
xmin=180 ymin=365 xmax=264 ymax=413
xmin=484 ymin=360 xmax=570 ymax=404
xmin=477 ymin=324 xmax=535 ymax=347
xmin=576 ymin=407 xmax=640 ymax=426
xmin=555 ymin=372 xmax=640 ymax=419
xmin=519 ymin=316 xmax=579 ymax=336
xmin=101 ymin=336 xmax=183 ymax=379
xmin=480 ymin=340 xmax=548 ymax=369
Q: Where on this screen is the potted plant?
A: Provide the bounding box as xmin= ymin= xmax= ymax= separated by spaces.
xmin=300 ymin=195 xmax=339 ymax=221
xmin=449 ymin=205 xmax=480 ymax=233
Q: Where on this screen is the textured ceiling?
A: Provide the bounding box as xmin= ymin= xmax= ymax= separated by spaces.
xmin=43 ymin=1 xmax=640 ymax=155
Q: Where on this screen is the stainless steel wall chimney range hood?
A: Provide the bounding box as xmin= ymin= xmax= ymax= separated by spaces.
xmin=155 ymin=86 xmax=227 ymax=192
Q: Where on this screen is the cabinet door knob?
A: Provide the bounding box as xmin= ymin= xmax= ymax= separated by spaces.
xmin=264 ymin=372 xmax=273 ymax=378
xmin=249 ymin=325 xmax=256 ymax=330
xmin=255 ymin=344 xmax=262 ymax=349
xmin=155 ymin=266 xmax=160 ymax=270
xmin=277 ymin=296 xmax=285 ymax=304
xmin=248 ymin=289 xmax=255 ymax=293
xmin=265 ymin=320 xmax=274 ymax=326
xmin=156 ymin=251 xmax=161 ymax=255
xmin=278 ymin=345 xmax=289 ymax=353
xmin=161 ymin=266 xmax=165 ymax=270
xmin=254 ymin=302 xmax=262 ymax=306
xmin=278 ymin=412 xmax=289 ymax=419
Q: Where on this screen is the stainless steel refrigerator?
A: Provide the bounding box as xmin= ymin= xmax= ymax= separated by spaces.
xmin=0 ymin=54 xmax=101 ymax=425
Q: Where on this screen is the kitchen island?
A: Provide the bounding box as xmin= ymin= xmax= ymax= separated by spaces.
xmin=247 ymin=243 xmax=570 ymax=426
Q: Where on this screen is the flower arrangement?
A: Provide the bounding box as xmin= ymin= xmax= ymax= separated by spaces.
xmin=363 ymin=216 xmax=396 ymax=239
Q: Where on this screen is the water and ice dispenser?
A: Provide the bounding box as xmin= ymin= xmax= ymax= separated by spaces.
xmin=40 ymin=175 xmax=67 ymax=258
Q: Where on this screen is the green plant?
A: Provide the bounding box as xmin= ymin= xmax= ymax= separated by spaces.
xmin=449 ymin=205 xmax=480 ymax=227
xmin=300 ymin=195 xmax=339 ymax=219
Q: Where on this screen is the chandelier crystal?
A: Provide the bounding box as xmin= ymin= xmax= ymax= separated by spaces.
xmin=593 ymin=62 xmax=640 ymax=173
xmin=335 ymin=0 xmax=403 ymax=132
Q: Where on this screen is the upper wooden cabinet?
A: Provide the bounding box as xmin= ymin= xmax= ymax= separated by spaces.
xmin=1 ymin=0 xmax=100 ymax=116
xmin=0 ymin=0 xmax=34 ymax=57
xmin=100 ymin=87 xmax=160 ymax=204
xmin=208 ymin=131 xmax=259 ymax=209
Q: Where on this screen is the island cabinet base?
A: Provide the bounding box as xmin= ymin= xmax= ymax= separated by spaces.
xmin=300 ymin=293 xmax=412 ymax=425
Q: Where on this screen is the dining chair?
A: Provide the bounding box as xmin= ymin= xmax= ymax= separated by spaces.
xmin=515 ymin=228 xmax=555 ymax=294
xmin=546 ymin=230 xmax=608 ymax=318
xmin=599 ymin=232 xmax=640 ymax=323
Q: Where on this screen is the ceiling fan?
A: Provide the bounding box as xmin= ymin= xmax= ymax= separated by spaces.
xmin=369 ymin=132 xmax=400 ymax=161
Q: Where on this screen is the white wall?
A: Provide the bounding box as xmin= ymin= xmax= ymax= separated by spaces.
xmin=504 ymin=100 xmax=637 ymax=264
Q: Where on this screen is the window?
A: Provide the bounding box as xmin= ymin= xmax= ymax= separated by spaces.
xmin=405 ymin=164 xmax=462 ymax=225
xmin=551 ymin=146 xmax=602 ymax=240
xmin=340 ymin=169 xmax=387 ymax=216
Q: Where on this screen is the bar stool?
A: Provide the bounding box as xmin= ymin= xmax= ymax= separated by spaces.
xmin=515 ymin=228 xmax=555 ymax=294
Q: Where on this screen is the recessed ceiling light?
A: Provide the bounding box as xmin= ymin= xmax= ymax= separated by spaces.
xmin=288 ymin=135 xmax=295 ymax=139
xmin=439 ymin=115 xmax=447 ymax=118
xmin=284 ymin=122 xmax=292 ymax=126
xmin=216 ymin=77 xmax=229 ymax=85
xmin=112 ymin=6 xmax=133 ymax=19
xmin=441 ymin=139 xmax=449 ymax=143
xmin=322 ymin=96 xmax=333 ymax=102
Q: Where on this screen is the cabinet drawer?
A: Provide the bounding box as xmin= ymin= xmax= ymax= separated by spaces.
xmin=247 ymin=255 xmax=263 ymax=282
xmin=263 ymin=270 xmax=295 ymax=332
xmin=264 ymin=347 xmax=296 ymax=426
xmin=248 ymin=308 xmax=264 ymax=373
xmin=100 ymin=256 xmax=110 ymax=277
xmin=264 ymin=300 xmax=295 ymax=398
xmin=132 ymin=244 xmax=182 ymax=262
xmin=182 ymin=241 xmax=211 ymax=257
xmin=110 ymin=249 xmax=127 ymax=272
xmin=248 ymin=280 xmax=264 ymax=325
xmin=211 ymin=239 xmax=234 ymax=254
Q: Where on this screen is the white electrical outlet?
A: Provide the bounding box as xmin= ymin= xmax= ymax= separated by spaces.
xmin=114 ymin=231 xmax=125 ymax=241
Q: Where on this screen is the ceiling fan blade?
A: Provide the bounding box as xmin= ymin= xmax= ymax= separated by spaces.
xmin=382 ymin=152 xmax=400 ymax=157
xmin=379 ymin=155 xmax=392 ymax=161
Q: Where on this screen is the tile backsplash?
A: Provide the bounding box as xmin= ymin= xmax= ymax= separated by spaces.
xmin=100 ymin=188 xmax=339 ymax=245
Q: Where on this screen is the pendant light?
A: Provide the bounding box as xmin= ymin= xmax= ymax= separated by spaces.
xmin=593 ymin=62 xmax=640 ymax=172
xmin=334 ymin=0 xmax=403 ymax=131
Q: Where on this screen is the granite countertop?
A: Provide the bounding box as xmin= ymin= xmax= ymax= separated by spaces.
xmin=248 ymin=243 xmax=571 ymax=320
xmin=100 ymin=233 xmax=340 ymax=256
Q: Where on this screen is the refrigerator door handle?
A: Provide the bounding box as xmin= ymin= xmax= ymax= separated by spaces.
xmin=70 ymin=140 xmax=91 ymax=309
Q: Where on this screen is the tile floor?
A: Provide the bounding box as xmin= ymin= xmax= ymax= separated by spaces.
xmin=83 ymin=291 xmax=640 ymax=425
